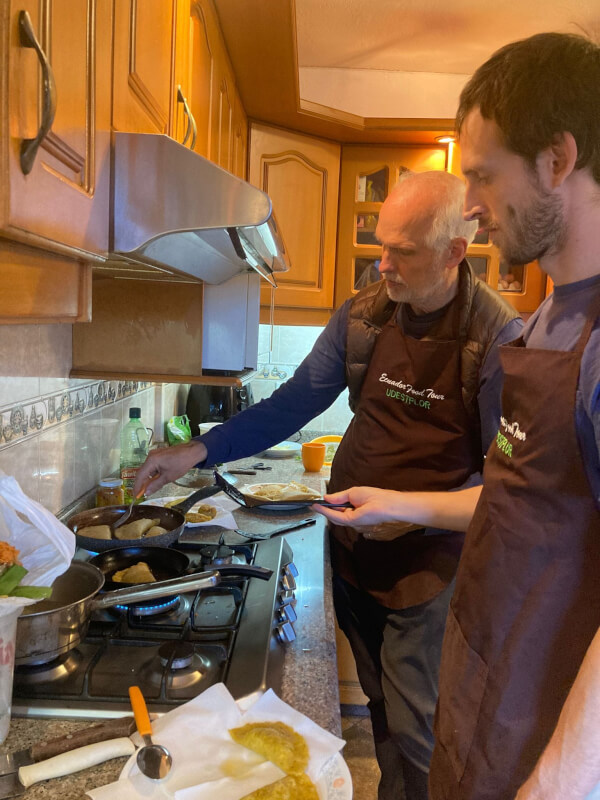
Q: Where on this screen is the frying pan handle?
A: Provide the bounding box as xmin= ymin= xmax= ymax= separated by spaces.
xmin=92 ymin=570 xmax=220 ymax=609
xmin=213 ymin=565 xmax=273 ymax=580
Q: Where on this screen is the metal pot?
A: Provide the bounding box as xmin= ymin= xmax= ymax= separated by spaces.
xmin=15 ymin=561 xmax=219 ymax=666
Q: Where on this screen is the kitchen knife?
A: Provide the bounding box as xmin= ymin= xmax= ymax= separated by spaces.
xmin=0 ymin=737 xmax=136 ymax=798
xmin=0 ymin=716 xmax=135 ymax=776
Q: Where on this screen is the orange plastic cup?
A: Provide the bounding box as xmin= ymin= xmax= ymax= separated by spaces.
xmin=302 ymin=442 xmax=326 ymax=472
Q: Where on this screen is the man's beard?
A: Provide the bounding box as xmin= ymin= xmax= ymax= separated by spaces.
xmin=494 ymin=181 xmax=566 ymax=267
xmin=384 ymin=260 xmax=449 ymax=310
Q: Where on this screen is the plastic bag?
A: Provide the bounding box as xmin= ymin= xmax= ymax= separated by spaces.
xmin=166 ymin=414 xmax=192 ymax=445
xmin=0 ymin=472 xmax=75 ymax=612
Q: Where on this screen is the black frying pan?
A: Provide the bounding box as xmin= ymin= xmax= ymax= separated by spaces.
xmin=67 ymin=486 xmax=222 ymax=551
xmin=89 ymin=546 xmax=191 ymax=591
xmin=89 ymin=546 xmax=273 ymax=589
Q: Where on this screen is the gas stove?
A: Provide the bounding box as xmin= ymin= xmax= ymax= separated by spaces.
xmin=12 ymin=536 xmax=299 ymax=718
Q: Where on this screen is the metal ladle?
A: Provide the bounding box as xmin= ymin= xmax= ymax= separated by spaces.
xmin=129 ymin=685 xmax=173 ymax=780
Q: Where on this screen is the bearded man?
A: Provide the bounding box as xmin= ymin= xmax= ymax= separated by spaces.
xmin=136 ymin=169 xmax=522 ymax=799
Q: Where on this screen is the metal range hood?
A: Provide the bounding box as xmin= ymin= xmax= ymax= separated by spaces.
xmin=110 ymin=132 xmax=290 ymax=286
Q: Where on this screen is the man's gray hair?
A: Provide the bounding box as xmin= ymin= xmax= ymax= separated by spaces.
xmin=395 ymin=170 xmax=478 ymax=251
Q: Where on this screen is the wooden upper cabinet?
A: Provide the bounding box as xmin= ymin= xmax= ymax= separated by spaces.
xmin=174 ymin=0 xmax=247 ymax=175
xmin=249 ymin=123 xmax=340 ymax=316
xmin=335 ymin=144 xmax=447 ymax=307
xmin=231 ymin=93 xmax=248 ymax=180
xmin=112 ymin=0 xmax=176 ymax=135
xmin=2 ymin=0 xmax=112 ymax=257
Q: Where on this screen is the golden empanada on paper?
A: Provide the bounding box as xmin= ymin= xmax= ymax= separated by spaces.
xmin=240 ymin=773 xmax=318 ymax=800
xmin=230 ymin=721 xmax=308 ymax=776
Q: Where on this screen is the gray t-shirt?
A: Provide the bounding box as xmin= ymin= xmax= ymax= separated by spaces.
xmin=522 ymin=274 xmax=600 ymax=503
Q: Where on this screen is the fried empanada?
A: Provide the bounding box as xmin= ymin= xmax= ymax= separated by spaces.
xmin=240 ymin=773 xmax=318 ymax=800
xmin=112 ymin=561 xmax=156 ymax=584
xmin=77 ymin=524 xmax=112 ymax=540
xmin=113 ymin=517 xmax=159 ymax=540
xmin=229 ymin=722 xmax=308 ymax=776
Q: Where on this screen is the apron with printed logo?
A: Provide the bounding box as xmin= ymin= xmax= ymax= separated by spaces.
xmin=329 ymin=312 xmax=482 ymax=609
xmin=430 ymin=301 xmax=600 ymax=799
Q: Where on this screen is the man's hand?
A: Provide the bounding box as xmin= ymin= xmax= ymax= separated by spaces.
xmin=133 ymin=440 xmax=208 ymax=497
xmin=312 ymin=486 xmax=403 ymax=527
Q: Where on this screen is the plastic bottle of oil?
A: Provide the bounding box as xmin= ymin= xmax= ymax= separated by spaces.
xmin=119 ymin=408 xmax=150 ymax=503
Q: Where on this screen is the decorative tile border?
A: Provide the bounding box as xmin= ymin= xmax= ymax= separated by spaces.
xmin=0 ymin=380 xmax=152 ymax=450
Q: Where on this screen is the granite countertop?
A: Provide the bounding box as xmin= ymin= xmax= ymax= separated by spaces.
xmin=1 ymin=443 xmax=340 ymax=799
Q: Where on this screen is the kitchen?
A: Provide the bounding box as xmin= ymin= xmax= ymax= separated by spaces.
xmin=0 ymin=1 xmax=598 ymax=798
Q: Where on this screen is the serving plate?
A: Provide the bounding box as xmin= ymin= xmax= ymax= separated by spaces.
xmin=242 ymin=482 xmax=322 ymax=511
xmin=120 ymin=751 xmax=351 ymax=800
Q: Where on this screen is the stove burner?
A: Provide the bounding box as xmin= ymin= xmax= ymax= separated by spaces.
xmin=115 ymin=595 xmax=181 ymax=617
xmin=159 ymin=641 xmax=194 ymax=670
xmin=15 ymin=649 xmax=83 ymax=684
xmin=200 ymin=544 xmax=235 ymax=567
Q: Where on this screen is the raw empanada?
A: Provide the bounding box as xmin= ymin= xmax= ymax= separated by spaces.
xmin=144 ymin=525 xmax=168 ymax=538
xmin=229 ymin=722 xmax=309 ymax=776
xmin=77 ymin=524 xmax=112 ymax=540
xmin=114 ymin=517 xmax=159 ymax=540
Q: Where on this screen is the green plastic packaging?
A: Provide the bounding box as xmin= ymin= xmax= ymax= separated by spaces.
xmin=166 ymin=414 xmax=192 ymax=445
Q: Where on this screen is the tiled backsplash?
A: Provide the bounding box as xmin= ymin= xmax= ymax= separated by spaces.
xmin=0 ymin=320 xmax=349 ymax=515
xmin=0 ymin=324 xmax=187 ymax=514
xmin=252 ymin=323 xmax=353 ymax=435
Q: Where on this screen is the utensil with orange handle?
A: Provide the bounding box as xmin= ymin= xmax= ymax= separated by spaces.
xmin=128 ymin=685 xmax=172 ymax=780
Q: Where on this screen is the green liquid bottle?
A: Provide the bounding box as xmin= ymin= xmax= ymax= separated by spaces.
xmin=120 ymin=407 xmax=150 ymax=503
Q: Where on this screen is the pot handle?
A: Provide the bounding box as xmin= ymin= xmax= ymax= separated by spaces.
xmin=92 ymin=570 xmax=220 ymax=609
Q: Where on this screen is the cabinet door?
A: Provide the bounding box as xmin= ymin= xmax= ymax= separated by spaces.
xmin=113 ymin=0 xmax=176 ymax=135
xmin=3 ymin=0 xmax=112 ymax=256
xmin=335 ymin=144 xmax=447 ymax=307
xmin=249 ymin=123 xmax=340 ymax=313
xmin=174 ymin=0 xmax=247 ymax=173
xmin=231 ymin=93 xmax=248 ymax=179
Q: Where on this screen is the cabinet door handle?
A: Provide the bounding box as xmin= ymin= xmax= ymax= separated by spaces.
xmin=18 ymin=10 xmax=57 ymax=175
xmin=177 ymin=85 xmax=197 ymax=151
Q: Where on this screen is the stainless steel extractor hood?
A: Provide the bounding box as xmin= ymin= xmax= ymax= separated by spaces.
xmin=110 ymin=132 xmax=290 ymax=286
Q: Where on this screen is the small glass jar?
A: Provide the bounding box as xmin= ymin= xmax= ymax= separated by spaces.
xmin=96 ymin=478 xmax=124 ymax=507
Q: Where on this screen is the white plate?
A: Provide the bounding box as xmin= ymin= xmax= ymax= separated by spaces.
xmin=141 ymin=495 xmax=227 ymax=527
xmin=243 ymin=482 xmax=322 ymax=512
xmin=120 ymin=751 xmax=351 ymax=800
xmin=260 ymin=440 xmax=302 ymax=459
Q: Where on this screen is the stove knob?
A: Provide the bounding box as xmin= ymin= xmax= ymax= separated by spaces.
xmin=279 ymin=604 xmax=297 ymax=624
xmin=284 ymin=562 xmax=299 ymax=579
xmin=276 ymin=620 xmax=296 ymax=644
xmin=279 ymin=588 xmax=296 ymax=606
xmin=281 ymin=572 xmax=296 ymax=592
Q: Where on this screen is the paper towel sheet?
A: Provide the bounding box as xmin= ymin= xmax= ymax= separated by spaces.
xmin=87 ymin=683 xmax=345 ymax=800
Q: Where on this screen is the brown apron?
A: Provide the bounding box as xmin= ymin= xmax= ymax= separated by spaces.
xmin=431 ymin=299 xmax=600 ymax=800
xmin=329 ymin=311 xmax=482 ymax=609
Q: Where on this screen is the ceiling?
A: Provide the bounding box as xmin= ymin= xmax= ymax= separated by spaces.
xmin=295 ymin=0 xmax=600 ymax=118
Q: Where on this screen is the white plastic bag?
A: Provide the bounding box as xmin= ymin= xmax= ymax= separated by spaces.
xmin=0 ymin=471 xmax=75 ymax=607
xmin=0 ymin=471 xmax=75 ymax=742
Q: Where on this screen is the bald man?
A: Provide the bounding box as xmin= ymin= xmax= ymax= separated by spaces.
xmin=136 ymin=170 xmax=522 ymax=799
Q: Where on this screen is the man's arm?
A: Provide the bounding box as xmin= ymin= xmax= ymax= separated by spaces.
xmin=516 ymin=626 xmax=600 ymax=800
xmin=135 ymin=302 xmax=351 ymax=495
xmin=314 ymin=484 xmax=482 ymax=532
